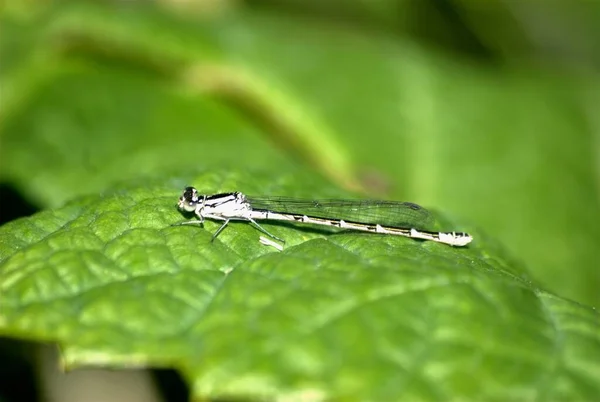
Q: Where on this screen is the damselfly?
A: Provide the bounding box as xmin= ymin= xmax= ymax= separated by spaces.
xmin=177 ymin=187 xmax=472 ymax=247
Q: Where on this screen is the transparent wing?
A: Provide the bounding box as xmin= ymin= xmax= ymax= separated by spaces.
xmin=246 ymin=196 xmax=436 ymax=230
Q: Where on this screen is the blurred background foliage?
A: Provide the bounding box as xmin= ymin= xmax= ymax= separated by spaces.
xmin=1 ymin=0 xmax=599 ymax=324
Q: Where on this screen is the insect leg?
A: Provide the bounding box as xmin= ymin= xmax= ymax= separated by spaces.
xmin=248 ymin=218 xmax=285 ymax=243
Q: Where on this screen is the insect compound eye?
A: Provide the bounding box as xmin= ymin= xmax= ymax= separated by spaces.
xmin=178 ymin=187 xmax=201 ymax=212
xmin=183 ymin=186 xmax=198 ymax=202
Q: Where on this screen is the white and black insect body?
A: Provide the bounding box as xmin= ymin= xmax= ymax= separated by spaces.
xmin=177 ymin=186 xmax=472 ymax=247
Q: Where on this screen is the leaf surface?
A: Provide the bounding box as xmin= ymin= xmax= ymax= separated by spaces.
xmin=1 ymin=173 xmax=598 ymax=400
xmin=1 ymin=3 xmax=598 ymax=306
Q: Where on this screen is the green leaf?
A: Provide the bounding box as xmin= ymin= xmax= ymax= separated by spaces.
xmin=210 ymin=10 xmax=600 ymax=307
xmin=0 ymin=3 xmax=360 ymax=207
xmin=0 ymin=65 xmax=288 ymax=207
xmin=2 ymin=3 xmax=598 ymax=308
xmin=1 ymin=173 xmax=599 ymax=401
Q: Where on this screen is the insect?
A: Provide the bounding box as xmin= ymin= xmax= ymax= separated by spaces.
xmin=177 ymin=187 xmax=472 ymax=247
